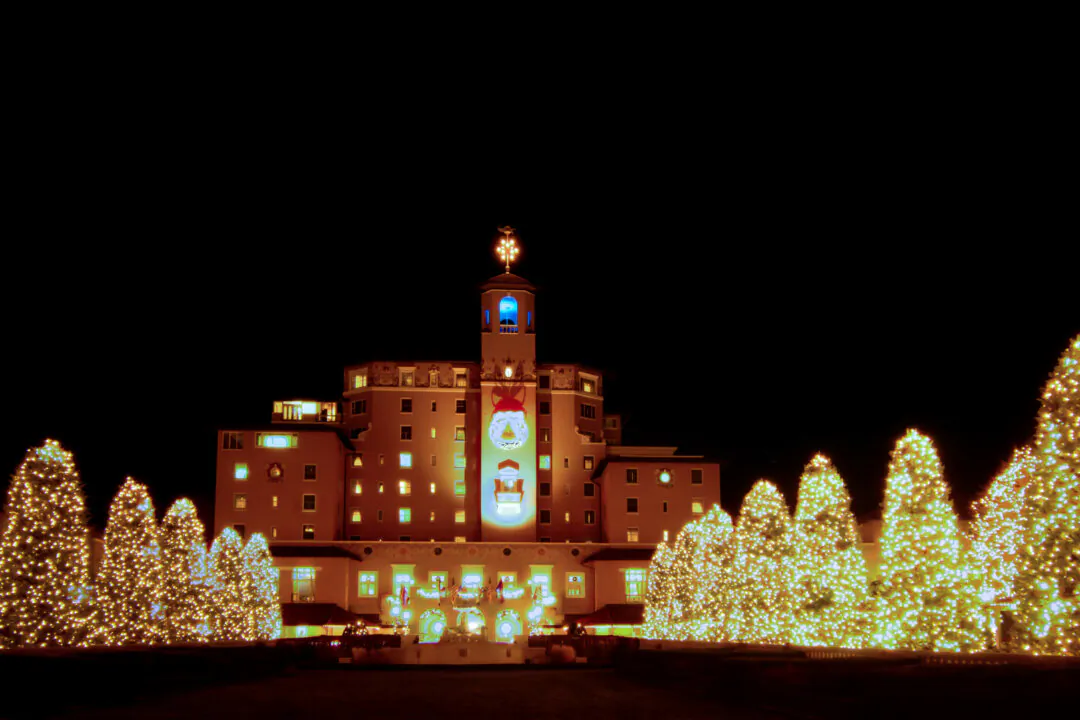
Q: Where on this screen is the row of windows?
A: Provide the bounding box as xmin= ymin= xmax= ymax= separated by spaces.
xmin=538 ymin=510 xmax=596 ymax=525
xmin=352 ymin=479 xmax=469 ymax=496
xmin=349 ymin=508 xmax=467 ymax=524
xmin=223 ymin=432 xmax=300 ymax=450
xmin=537 ymin=481 xmax=597 ymax=497
xmin=234 ymin=493 xmax=318 ymax=511
xmin=395 ymin=425 xmax=467 ymax=441
xmin=352 ymin=370 xmax=470 ymax=390
xmin=234 ymin=463 xmax=317 ymax=481
xmin=538 ymin=455 xmax=594 ymax=470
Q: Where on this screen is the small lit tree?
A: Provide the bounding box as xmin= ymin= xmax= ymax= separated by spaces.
xmin=0 ymin=440 xmax=93 ymax=648
xmin=241 ymin=533 xmax=282 ymax=641
xmin=873 ymin=430 xmax=988 ymax=651
xmin=643 ymin=541 xmax=676 ymax=639
xmin=95 ymin=478 xmax=165 ymax=645
xmin=969 ymin=447 xmax=1037 ymax=604
xmin=160 ymin=498 xmax=212 ymax=643
xmin=209 ymin=527 xmax=247 ymax=640
xmin=790 ymin=454 xmax=869 ymax=648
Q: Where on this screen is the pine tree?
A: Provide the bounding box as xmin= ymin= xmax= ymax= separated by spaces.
xmin=790 ymin=454 xmax=869 ymax=648
xmin=873 ymin=430 xmax=988 ymax=651
xmin=95 ymin=478 xmax=165 ymax=645
xmin=662 ymin=525 xmax=699 ymax=640
xmin=209 ymin=527 xmax=247 ymax=640
xmin=969 ymin=447 xmax=1037 ymax=604
xmin=1011 ymin=335 xmax=1080 ymax=655
xmin=0 ymin=440 xmax=93 ymax=648
xmin=160 ymin=498 xmax=212 ymax=643
xmin=689 ymin=506 xmax=734 ymax=641
xmin=718 ymin=480 xmax=796 ymax=644
xmin=241 ymin=533 xmax=281 ymax=641
xmin=643 ymin=541 xmax=676 ymax=639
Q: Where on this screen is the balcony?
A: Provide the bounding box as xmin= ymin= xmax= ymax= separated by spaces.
xmin=273 ymin=400 xmax=340 ymax=424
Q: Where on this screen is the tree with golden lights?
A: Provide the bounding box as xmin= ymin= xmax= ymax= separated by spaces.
xmin=718 ymin=480 xmax=796 ymax=644
xmin=690 ymin=506 xmax=734 ymax=641
xmin=0 ymin=440 xmax=93 ymax=648
xmin=95 ymin=478 xmax=165 ymax=645
xmin=643 ymin=541 xmax=676 ymax=639
xmin=241 ymin=533 xmax=282 ymax=641
xmin=209 ymin=527 xmax=247 ymax=640
xmin=160 ymin=498 xmax=212 ymax=643
xmin=663 ymin=523 xmax=703 ymax=640
xmin=790 ymin=455 xmax=870 ymax=648
xmin=969 ymin=447 xmax=1037 ymax=605
xmin=1011 ymin=335 xmax=1080 ymax=655
xmin=873 ymin=430 xmax=988 ymax=651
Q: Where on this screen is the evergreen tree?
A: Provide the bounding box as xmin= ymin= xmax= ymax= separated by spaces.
xmin=160 ymin=498 xmax=212 ymax=643
xmin=689 ymin=506 xmax=734 ymax=641
xmin=1011 ymin=335 xmax=1080 ymax=655
xmin=662 ymin=525 xmax=699 ymax=640
xmin=209 ymin=527 xmax=247 ymax=640
xmin=643 ymin=541 xmax=676 ymax=639
xmin=790 ymin=454 xmax=869 ymax=648
xmin=873 ymin=430 xmax=988 ymax=651
xmin=241 ymin=533 xmax=281 ymax=641
xmin=969 ymin=447 xmax=1037 ymax=604
xmin=0 ymin=440 xmax=93 ymax=648
xmin=95 ymin=478 xmax=165 ymax=645
xmin=718 ymin=480 xmax=796 ymax=644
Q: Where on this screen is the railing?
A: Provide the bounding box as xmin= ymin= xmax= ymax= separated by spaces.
xmin=499 ymin=325 xmax=518 ymax=334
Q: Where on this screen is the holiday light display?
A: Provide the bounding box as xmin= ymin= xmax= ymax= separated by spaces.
xmin=241 ymin=533 xmax=282 ymax=641
xmin=0 ymin=440 xmax=93 ymax=648
xmin=208 ymin=527 xmax=248 ymax=640
xmin=159 ymin=498 xmax=212 ymax=642
xmin=1011 ymin=335 xmax=1080 ymax=655
xmin=873 ymin=430 xmax=988 ymax=651
xmin=690 ymin=506 xmax=734 ymax=640
xmin=790 ymin=455 xmax=869 ymax=648
xmin=643 ymin=541 xmax=675 ymax=639
xmin=970 ymin=447 xmax=1038 ymax=605
xmin=95 ymin=478 xmax=165 ymax=645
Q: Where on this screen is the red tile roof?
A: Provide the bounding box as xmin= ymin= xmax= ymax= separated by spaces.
xmin=280 ymin=603 xmax=358 ymax=627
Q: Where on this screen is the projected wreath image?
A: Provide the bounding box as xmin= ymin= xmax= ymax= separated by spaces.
xmin=487 ymin=385 xmax=529 ymax=450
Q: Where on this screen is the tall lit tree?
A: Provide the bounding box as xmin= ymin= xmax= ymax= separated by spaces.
xmin=209 ymin=527 xmax=247 ymax=640
xmin=790 ymin=454 xmax=869 ymax=648
xmin=160 ymin=498 xmax=212 ymax=643
xmin=969 ymin=447 xmax=1037 ymax=604
xmin=95 ymin=478 xmax=165 ymax=645
xmin=873 ymin=430 xmax=988 ymax=651
xmin=690 ymin=506 xmax=734 ymax=641
xmin=718 ymin=480 xmax=796 ymax=644
xmin=1011 ymin=335 xmax=1080 ymax=655
xmin=643 ymin=541 xmax=676 ymax=639
xmin=661 ymin=525 xmax=699 ymax=640
xmin=0 ymin=440 xmax=93 ymax=648
xmin=241 ymin=533 xmax=281 ymax=641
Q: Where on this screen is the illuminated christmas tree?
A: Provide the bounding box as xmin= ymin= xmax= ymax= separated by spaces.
xmin=873 ymin=430 xmax=988 ymax=651
xmin=0 ymin=440 xmax=93 ymax=648
xmin=209 ymin=527 xmax=247 ymax=640
xmin=643 ymin=541 xmax=676 ymax=639
xmin=1011 ymin=335 xmax=1080 ymax=655
xmin=718 ymin=480 xmax=796 ymax=644
xmin=160 ymin=498 xmax=212 ymax=643
xmin=95 ymin=478 xmax=165 ymax=645
xmin=241 ymin=533 xmax=282 ymax=641
xmin=969 ymin=447 xmax=1037 ymax=604
xmin=663 ymin=523 xmax=702 ymax=640
xmin=790 ymin=454 xmax=869 ymax=648
xmin=690 ymin=506 xmax=734 ymax=641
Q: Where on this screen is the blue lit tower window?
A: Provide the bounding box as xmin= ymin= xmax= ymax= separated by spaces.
xmin=499 ymin=296 xmax=518 ymax=333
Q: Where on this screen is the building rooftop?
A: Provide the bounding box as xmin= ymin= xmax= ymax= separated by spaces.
xmin=480 ymin=272 xmax=536 ymax=292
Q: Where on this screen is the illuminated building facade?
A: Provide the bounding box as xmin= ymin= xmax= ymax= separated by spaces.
xmin=213 ymin=231 xmax=721 ymax=637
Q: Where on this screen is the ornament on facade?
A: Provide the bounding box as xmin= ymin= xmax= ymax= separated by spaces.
xmin=488 ymin=385 xmax=529 ymax=450
xmin=494 ymin=459 xmax=524 ymax=515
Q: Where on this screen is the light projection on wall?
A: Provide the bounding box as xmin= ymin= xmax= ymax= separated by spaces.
xmin=488 ymin=387 xmax=529 ymax=450
xmin=481 ymin=383 xmax=537 ymax=540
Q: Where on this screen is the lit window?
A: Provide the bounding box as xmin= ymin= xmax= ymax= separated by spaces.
xmin=401 ymin=399 xmax=413 ymax=413
xmin=627 ymin=528 xmax=639 ymax=542
xmin=401 ymin=426 xmax=412 ymax=441
xmin=358 ymin=571 xmax=377 ymax=597
xmin=233 ymin=524 xmax=245 ymax=539
xmin=353 ymin=454 xmax=364 ymax=467
xmin=455 ymin=510 xmax=465 ymax=524
xmin=272 ymin=495 xmax=278 ymax=508
xmin=401 ymin=370 xmax=414 ymax=387
xmin=354 ymin=481 xmax=362 ymax=495
xmin=354 ymin=373 xmax=368 ymax=388
xmin=584 ymin=456 xmax=594 ymax=470
xmin=540 ymin=510 xmax=551 ymax=524
xmin=352 ymin=399 xmax=367 ymax=414
xmin=584 ymin=483 xmax=595 ymax=497
xmin=430 ymin=482 xmax=437 ymax=494
xmin=455 ymin=371 xmax=467 ymax=388
xmin=527 ymin=311 xmax=532 ymax=328
xmin=272 ymin=527 xmax=278 ymax=538
xmin=663 ymin=530 xmax=669 ymax=542
xmin=302 ymin=525 xmax=314 ymax=540
xmin=399 ymin=480 xmax=411 ymax=496
xmin=582 ymin=380 xmax=594 ymax=394
xmin=624 ymin=569 xmax=646 ymax=603
xmin=627 ymin=498 xmax=638 ymax=513
xmin=303 ymin=494 xmax=316 ymax=512
xmin=222 ymin=432 xmax=244 ymax=450
xmin=485 ymin=309 xmax=490 ymax=325
xmin=351 ymin=509 xmax=362 ymax=523
xmin=378 ymin=482 xmax=384 ymax=494
xmin=499 ymin=296 xmax=518 ymax=330
xmin=626 ymin=469 xmax=637 ymax=484
xmin=430 ymin=511 xmax=435 ymax=522
xmin=304 ymin=464 xmax=317 ymax=481
xmin=400 ymin=452 xmax=413 ymax=468
xmin=566 ymin=573 xmax=585 ymax=598
xmin=256 ymin=433 xmax=298 ymax=448
xmin=539 ymin=455 xmax=551 ymax=470
xmin=565 ymin=512 xmax=570 ymax=523
xmin=293 ymin=567 xmax=315 ymax=601
xmin=399 ymin=508 xmax=411 ymax=524
xmin=379 ymin=454 xmax=385 ymax=465
xmin=454 ymin=454 xmax=466 ymax=469
xmin=233 ymin=494 xmax=247 ymax=510
xmin=540 ymin=427 xmax=551 ymax=443
xmin=455 ymin=536 xmax=466 ymax=543
xmin=692 ymin=500 xmax=704 ymax=514
xmin=540 ymin=402 xmax=550 ymax=415
xmin=455 ymin=399 xmax=466 ymax=413
xmin=580 ymin=404 xmax=596 ymax=419
xmin=430 ymin=427 xmax=437 ymax=439
xmin=539 ymin=482 xmax=550 ymax=497
xmin=691 ymin=469 xmax=703 ymax=485
xmin=233 ymin=463 xmax=248 ymax=480
xmin=584 ymin=510 xmax=595 ymax=525
xmin=455 ymin=426 xmax=466 ymax=441
xmin=454 ymin=480 xmax=466 ymax=497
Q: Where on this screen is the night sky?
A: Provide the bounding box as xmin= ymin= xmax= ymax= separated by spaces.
xmin=3 ymin=158 xmax=1075 ymax=532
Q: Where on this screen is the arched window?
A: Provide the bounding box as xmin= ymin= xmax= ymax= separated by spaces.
xmin=499 ymin=296 xmax=518 ymax=333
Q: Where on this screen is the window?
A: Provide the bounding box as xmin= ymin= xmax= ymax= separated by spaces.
xmin=400 ymin=452 xmax=413 ymax=468
xmin=580 ymin=404 xmax=596 ymax=419
xmin=692 ymin=500 xmax=704 ymax=514
xmin=455 ymin=509 xmax=466 ymax=523
xmin=455 ymin=371 xmax=467 ymax=388
xmin=540 ymin=427 xmax=551 ymax=443
xmin=233 ymin=494 xmax=247 ymax=510
xmin=233 ymin=524 xmax=245 ymax=539
xmin=455 ymin=536 xmax=466 ymax=543
xmin=399 ymin=508 xmax=411 ymax=524
xmin=272 ymin=496 xmax=278 ymax=507
xmin=358 ymin=571 xmax=377 ymax=597
xmin=429 ymin=370 xmax=439 ymax=387
xmin=401 ymin=398 xmax=413 ymax=413
xmin=454 ymin=480 xmax=466 ymax=497
xmin=401 ymin=370 xmax=414 ymax=387
xmin=272 ymin=527 xmax=278 ymax=539
xmin=627 ymin=498 xmax=638 ymax=513
xmin=302 ymin=525 xmax=315 ymax=540
xmin=429 ymin=511 xmax=435 ymax=522
xmin=302 ymin=494 xmax=316 ymax=512
xmin=581 ymin=379 xmax=594 ymax=394
xmin=431 ymin=455 xmax=437 ymax=467
xmin=540 ymin=510 xmax=551 ymax=524
xmin=539 ymin=482 xmax=550 ymax=497
xmin=626 ymin=469 xmax=638 ymax=484
xmin=625 ymin=569 xmax=647 ymax=603
xmin=399 ymin=480 xmax=413 ymax=496
xmin=584 ymin=456 xmax=594 ymax=470
xmin=627 ymin=528 xmax=639 ymax=542
xmin=354 ymin=372 xmax=368 ymax=388
xmin=691 ymin=469 xmax=703 ymax=485
xmin=563 ymin=457 xmax=569 ymax=469
xmin=256 ymin=433 xmax=298 ymax=449
xmin=430 ymin=426 xmax=437 ymax=439
xmin=454 ymin=454 xmax=466 ymax=469
xmin=234 ymin=463 xmax=248 ymax=480
xmin=350 ymin=509 xmax=362 ymax=523
xmin=377 ymin=510 xmax=383 ymax=522
xmin=293 ymin=567 xmax=315 ymax=601
xmin=352 ymin=399 xmax=367 ymax=414
xmin=222 ymin=432 xmax=244 ymax=450
xmin=539 ymin=537 xmax=551 ymax=543
xmin=584 ymin=510 xmax=595 ymax=525
xmin=430 ymin=482 xmax=437 ymax=494
xmin=485 ymin=308 xmax=490 ymax=325
xmin=455 ymin=399 xmax=466 ymax=414
xmin=352 ymin=454 xmax=364 ymax=467
xmin=499 ymin=296 xmax=518 ymax=330
xmin=527 ymin=310 xmax=532 ymax=328
xmin=565 ymin=512 xmax=571 ymax=523
xmin=538 ymin=375 xmax=550 ymax=390
xmin=304 ymin=464 xmax=317 ymax=481
xmin=663 ymin=501 xmax=668 ymax=513
xmin=353 ymin=481 xmax=362 ymax=495
xmin=399 ymin=536 xmax=411 ymax=541
xmin=429 ymin=571 xmax=448 ymax=592
xmin=378 ymin=481 xmax=384 ymax=494
xmin=566 ymin=572 xmax=585 ymax=598
xmin=663 ymin=530 xmax=669 ymax=542
xmin=455 ymin=426 xmax=466 ymax=441
xmin=431 ymin=400 xmax=438 ymax=411
xmin=401 ymin=426 xmax=412 ymax=441
xmin=379 ymin=454 xmax=385 ymax=465
xmin=539 ymin=455 xmax=551 ymax=470
xmin=540 ymin=402 xmax=550 ymax=415
xmin=584 ymin=483 xmax=595 ymax=497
